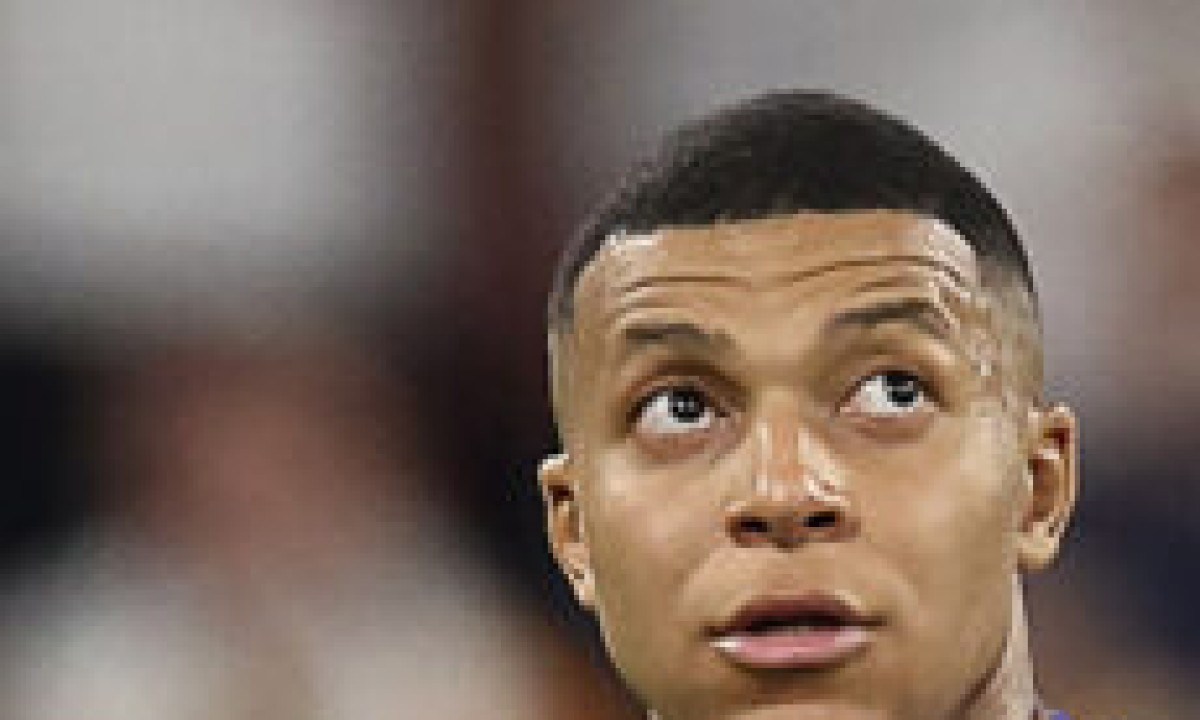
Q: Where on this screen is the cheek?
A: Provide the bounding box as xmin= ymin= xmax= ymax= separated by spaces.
xmin=583 ymin=448 xmax=722 ymax=602
xmin=857 ymin=418 xmax=1021 ymax=636
xmin=579 ymin=450 xmax=725 ymax=663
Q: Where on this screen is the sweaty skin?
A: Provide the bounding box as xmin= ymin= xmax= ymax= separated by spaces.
xmin=542 ymin=211 xmax=1078 ymax=720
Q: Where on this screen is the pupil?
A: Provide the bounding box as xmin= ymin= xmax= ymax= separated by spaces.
xmin=669 ymin=389 xmax=705 ymax=421
xmin=884 ymin=372 xmax=919 ymax=406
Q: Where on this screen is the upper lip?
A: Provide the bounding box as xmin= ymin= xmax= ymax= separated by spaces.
xmin=708 ymin=592 xmax=884 ymax=636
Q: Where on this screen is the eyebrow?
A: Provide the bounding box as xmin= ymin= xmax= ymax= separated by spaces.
xmin=619 ymin=321 xmax=734 ymax=354
xmin=824 ymin=297 xmax=958 ymax=342
xmin=613 ymin=299 xmax=963 ymax=361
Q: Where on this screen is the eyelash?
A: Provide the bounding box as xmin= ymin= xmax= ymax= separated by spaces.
xmin=627 ymin=378 xmax=726 ymax=425
xmin=843 ymin=363 xmax=937 ymax=398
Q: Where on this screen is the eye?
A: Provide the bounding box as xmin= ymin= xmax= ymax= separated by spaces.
xmin=633 ymin=386 xmax=721 ymax=436
xmin=841 ymin=370 xmax=931 ymax=417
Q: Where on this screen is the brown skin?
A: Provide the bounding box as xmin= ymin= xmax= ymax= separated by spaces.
xmin=541 ymin=211 xmax=1078 ymax=720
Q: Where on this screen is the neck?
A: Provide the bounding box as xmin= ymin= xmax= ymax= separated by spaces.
xmin=957 ymin=579 xmax=1047 ymax=720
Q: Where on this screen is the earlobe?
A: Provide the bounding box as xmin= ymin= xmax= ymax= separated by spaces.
xmin=1016 ymin=404 xmax=1079 ymax=572
xmin=538 ymin=453 xmax=595 ymax=609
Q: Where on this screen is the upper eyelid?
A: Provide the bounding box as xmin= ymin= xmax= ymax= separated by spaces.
xmin=627 ymin=378 xmax=727 ymax=422
xmin=824 ymin=336 xmax=967 ymax=398
xmin=859 ymin=370 xmax=928 ymax=393
xmin=827 ymin=340 xmax=947 ymax=385
xmin=840 ymin=369 xmax=936 ymax=408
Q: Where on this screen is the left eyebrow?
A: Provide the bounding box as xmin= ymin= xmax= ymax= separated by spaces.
xmin=824 ymin=297 xmax=958 ymax=343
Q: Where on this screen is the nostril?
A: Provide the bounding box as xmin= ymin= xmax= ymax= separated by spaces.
xmin=804 ymin=510 xmax=840 ymax=529
xmin=732 ymin=517 xmax=772 ymax=536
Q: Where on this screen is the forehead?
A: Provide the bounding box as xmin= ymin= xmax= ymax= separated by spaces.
xmin=572 ymin=210 xmax=982 ymax=324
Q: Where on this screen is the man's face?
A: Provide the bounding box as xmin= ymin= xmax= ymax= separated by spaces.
xmin=542 ymin=211 xmax=1075 ymax=720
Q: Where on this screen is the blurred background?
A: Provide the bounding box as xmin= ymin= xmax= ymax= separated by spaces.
xmin=0 ymin=0 xmax=1196 ymax=717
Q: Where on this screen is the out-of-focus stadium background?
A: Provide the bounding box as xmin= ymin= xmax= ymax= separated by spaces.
xmin=0 ymin=1 xmax=1196 ymax=717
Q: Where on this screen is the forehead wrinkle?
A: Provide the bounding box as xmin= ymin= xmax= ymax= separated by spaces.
xmin=849 ymin=273 xmax=956 ymax=296
xmin=586 ymin=253 xmax=980 ymax=337
xmin=576 ymin=265 xmax=747 ymax=338
xmin=600 ymin=292 xmax=726 ymax=336
xmin=593 ymin=257 xmax=977 ymax=330
xmin=569 ymin=218 xmax=997 ymax=370
xmin=750 ymin=255 xmax=972 ymax=295
xmin=841 ymin=256 xmax=993 ymax=325
xmin=600 ymin=255 xmax=973 ymax=305
xmin=608 ymin=272 xmax=751 ymax=300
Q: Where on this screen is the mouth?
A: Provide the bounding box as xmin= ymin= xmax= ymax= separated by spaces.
xmin=707 ymin=593 xmax=883 ymax=670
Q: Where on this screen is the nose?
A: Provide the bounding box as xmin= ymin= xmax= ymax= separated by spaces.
xmin=724 ymin=421 xmax=858 ymax=548
xmin=724 ymin=494 xmax=856 ymax=548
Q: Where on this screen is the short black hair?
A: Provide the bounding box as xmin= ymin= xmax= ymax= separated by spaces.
xmin=548 ymin=90 xmax=1034 ymax=328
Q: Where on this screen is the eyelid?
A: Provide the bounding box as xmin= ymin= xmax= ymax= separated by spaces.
xmin=827 ymin=325 xmax=968 ymax=392
xmin=837 ymin=367 xmax=939 ymax=411
xmin=625 ymin=375 xmax=732 ymax=426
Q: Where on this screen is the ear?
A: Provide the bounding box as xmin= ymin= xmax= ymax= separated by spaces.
xmin=538 ymin=453 xmax=595 ymax=610
xmin=1016 ymin=403 xmax=1079 ymax=572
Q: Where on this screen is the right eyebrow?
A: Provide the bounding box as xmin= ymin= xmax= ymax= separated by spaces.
xmin=618 ymin=321 xmax=734 ymax=354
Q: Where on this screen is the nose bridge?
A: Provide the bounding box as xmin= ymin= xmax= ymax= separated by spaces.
xmin=751 ymin=401 xmax=840 ymax=500
xmin=753 ymin=415 xmax=801 ymax=499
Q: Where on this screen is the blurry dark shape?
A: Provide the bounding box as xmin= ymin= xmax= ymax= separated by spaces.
xmin=1074 ymin=110 xmax=1200 ymax=663
xmin=0 ymin=0 xmax=636 ymax=715
xmin=0 ymin=334 xmax=96 ymax=569
xmin=0 ymin=330 xmax=561 ymax=719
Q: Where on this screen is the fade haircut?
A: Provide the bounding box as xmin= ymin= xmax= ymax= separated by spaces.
xmin=547 ymin=90 xmax=1037 ymax=331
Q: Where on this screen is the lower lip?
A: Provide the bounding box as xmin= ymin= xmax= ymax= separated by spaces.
xmin=709 ymin=626 xmax=874 ymax=669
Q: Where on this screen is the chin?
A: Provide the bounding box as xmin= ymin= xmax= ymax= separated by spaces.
xmin=643 ymin=678 xmax=893 ymax=720
xmin=686 ymin=701 xmax=889 ymax=720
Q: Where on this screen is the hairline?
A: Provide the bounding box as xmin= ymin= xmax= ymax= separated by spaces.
xmin=547 ymin=211 xmax=1040 ymax=333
